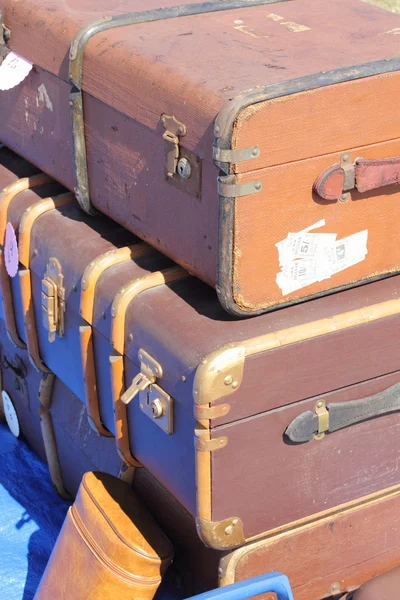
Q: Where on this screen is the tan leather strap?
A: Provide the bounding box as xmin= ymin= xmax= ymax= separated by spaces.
xmin=18 ymin=194 xmax=75 ymax=372
xmin=314 ymin=156 xmax=400 ymax=201
xmin=79 ymin=243 xmax=152 ymax=437
xmin=0 ymin=173 xmax=54 ymax=349
xmin=38 ymin=373 xmax=71 ymax=499
xmin=109 ymin=267 xmax=187 ymax=466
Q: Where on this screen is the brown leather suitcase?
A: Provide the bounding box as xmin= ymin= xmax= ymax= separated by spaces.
xmin=133 ymin=468 xmax=400 ymax=600
xmin=34 ymin=472 xmax=173 ymax=600
xmin=2 ymin=1 xmax=400 ymax=315
xmin=352 ymin=566 xmax=400 ymax=600
xmin=2 ymin=146 xmax=400 ymax=553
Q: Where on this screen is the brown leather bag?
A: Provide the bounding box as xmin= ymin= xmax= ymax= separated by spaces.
xmin=351 ymin=566 xmax=400 ymax=600
xmin=34 ymin=472 xmax=174 ymax=599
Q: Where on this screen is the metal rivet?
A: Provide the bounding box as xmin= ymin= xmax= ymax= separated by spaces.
xmin=224 ymin=525 xmax=234 ymax=536
xmin=215 ymin=125 xmax=220 ymax=134
xmin=316 ymin=401 xmax=324 ymax=409
xmin=255 ymin=182 xmax=262 ymax=191
xmin=128 ymin=333 xmax=133 ymax=341
xmin=339 ymin=193 xmax=350 ymax=203
xmin=33 ymin=249 xmax=38 ymax=256
xmin=138 ymin=353 xmax=143 ymax=361
xmin=178 ymin=126 xmax=184 ymax=135
xmin=252 ymin=147 xmax=259 ymax=156
xmin=224 ymin=375 xmax=233 ymax=385
xmin=232 ymin=519 xmax=238 ymax=525
xmin=232 ymin=381 xmax=239 ymax=390
xmin=181 ymin=375 xmax=186 ymax=382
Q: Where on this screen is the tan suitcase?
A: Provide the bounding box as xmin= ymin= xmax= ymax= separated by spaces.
xmin=2 ymin=1 xmax=400 ymax=315
xmin=34 ymin=472 xmax=174 ymax=600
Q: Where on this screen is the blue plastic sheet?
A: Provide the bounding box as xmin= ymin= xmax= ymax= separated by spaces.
xmin=0 ymin=423 xmax=70 ymax=599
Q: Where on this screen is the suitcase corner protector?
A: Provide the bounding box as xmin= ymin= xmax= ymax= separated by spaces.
xmin=196 ymin=516 xmax=245 ymax=551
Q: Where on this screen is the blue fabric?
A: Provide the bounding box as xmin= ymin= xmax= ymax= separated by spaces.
xmin=0 ymin=423 xmax=70 ymax=600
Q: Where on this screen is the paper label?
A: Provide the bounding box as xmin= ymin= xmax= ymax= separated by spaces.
xmin=0 ymin=52 xmax=33 ymax=92
xmin=276 ymin=220 xmax=368 ymax=295
xmin=4 ymin=222 xmax=19 ymax=278
xmin=2 ymin=390 xmax=20 ymax=438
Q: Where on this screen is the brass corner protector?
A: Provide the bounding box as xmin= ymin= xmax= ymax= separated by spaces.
xmin=196 ymin=517 xmax=245 ymax=550
xmin=193 ymin=344 xmax=245 ymax=406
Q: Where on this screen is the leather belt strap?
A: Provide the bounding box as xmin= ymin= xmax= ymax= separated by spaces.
xmin=286 ymin=381 xmax=400 ymax=443
xmin=314 ymin=156 xmax=400 ymax=201
xmin=68 ymin=0 xmax=289 ymax=215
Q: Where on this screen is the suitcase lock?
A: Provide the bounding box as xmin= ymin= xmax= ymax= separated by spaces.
xmin=121 ymin=349 xmax=173 ymax=434
xmin=41 ymin=258 xmax=65 ymax=342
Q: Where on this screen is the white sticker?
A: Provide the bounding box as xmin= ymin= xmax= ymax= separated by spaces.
xmin=276 ymin=221 xmax=368 ymax=296
xmin=0 ymin=52 xmax=33 ymax=92
xmin=2 ymin=390 xmax=20 ymax=438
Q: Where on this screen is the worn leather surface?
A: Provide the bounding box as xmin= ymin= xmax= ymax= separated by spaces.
xmin=34 ymin=472 xmax=173 ymax=599
xmin=286 ymin=381 xmax=400 ymax=443
xmin=314 ymin=157 xmax=400 ymax=200
xmin=352 ymin=565 xmax=400 ymax=599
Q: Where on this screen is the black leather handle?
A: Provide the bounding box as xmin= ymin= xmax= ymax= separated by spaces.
xmin=285 ymin=382 xmax=400 ymax=443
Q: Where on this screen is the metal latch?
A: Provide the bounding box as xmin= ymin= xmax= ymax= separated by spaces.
xmin=41 ymin=258 xmax=65 ymax=342
xmin=0 ymin=9 xmax=11 ymax=64
xmin=121 ymin=349 xmax=163 ymax=405
xmin=161 ymin=114 xmax=187 ymax=178
xmin=339 ymin=151 xmax=355 ymax=203
xmin=314 ymin=399 xmax=329 ymax=441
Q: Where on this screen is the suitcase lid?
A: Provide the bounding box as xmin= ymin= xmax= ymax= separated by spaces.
xmin=3 ymin=0 xmax=400 ymax=164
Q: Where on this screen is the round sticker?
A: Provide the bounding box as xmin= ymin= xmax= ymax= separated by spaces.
xmin=4 ymin=222 xmax=19 ymax=278
xmin=2 ymin=390 xmax=20 ymax=438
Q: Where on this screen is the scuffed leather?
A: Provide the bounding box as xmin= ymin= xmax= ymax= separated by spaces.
xmin=314 ymin=157 xmax=400 ymax=200
xmin=355 ymin=157 xmax=400 ymax=193
xmin=313 ymin=163 xmax=345 ymax=200
xmin=34 ymin=472 xmax=174 ymax=599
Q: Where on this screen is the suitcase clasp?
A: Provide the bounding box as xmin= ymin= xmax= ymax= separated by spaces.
xmin=161 ymin=114 xmax=187 ymax=178
xmin=121 ymin=349 xmax=163 ymax=405
xmin=41 ymin=258 xmax=65 ymax=342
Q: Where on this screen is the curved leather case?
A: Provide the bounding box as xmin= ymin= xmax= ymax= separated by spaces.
xmin=34 ymin=472 xmax=174 ymax=599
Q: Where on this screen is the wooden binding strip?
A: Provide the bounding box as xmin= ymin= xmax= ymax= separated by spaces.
xmin=18 ymin=193 xmax=75 ymax=372
xmin=109 ymin=266 xmax=187 ymax=466
xmin=0 ymin=174 xmax=54 ymax=348
xmin=38 ymin=373 xmax=71 ymax=499
xmin=79 ymin=243 xmax=152 ymax=437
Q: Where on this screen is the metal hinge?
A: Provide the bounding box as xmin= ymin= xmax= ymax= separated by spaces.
xmin=162 ymin=114 xmax=187 ymax=178
xmin=314 ymin=399 xmax=329 ymax=441
xmin=41 ymin=258 xmax=65 ymax=342
xmin=218 ymin=176 xmax=263 ymax=198
xmin=121 ymin=349 xmax=163 ymax=405
xmin=213 ymin=145 xmax=260 ymax=164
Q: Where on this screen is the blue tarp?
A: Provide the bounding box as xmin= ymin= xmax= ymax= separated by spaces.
xmin=0 ymin=423 xmax=176 ymax=599
xmin=0 ymin=423 xmax=70 ymax=599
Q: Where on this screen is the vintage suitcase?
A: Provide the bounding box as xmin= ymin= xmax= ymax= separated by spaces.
xmin=1 ymin=1 xmax=400 ymax=316
xmin=35 ymin=472 xmax=174 ymax=600
xmin=2 ymin=147 xmax=400 ymax=552
xmin=133 ymin=468 xmax=400 ymax=600
xmin=352 ymin=565 xmax=400 ymax=600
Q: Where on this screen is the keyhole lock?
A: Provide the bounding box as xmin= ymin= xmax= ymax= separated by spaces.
xmin=151 ymin=398 xmax=164 ymax=419
xmin=177 ymin=157 xmax=192 ymax=180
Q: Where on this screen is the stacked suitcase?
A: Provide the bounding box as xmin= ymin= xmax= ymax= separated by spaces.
xmin=1 ymin=0 xmax=400 ymax=597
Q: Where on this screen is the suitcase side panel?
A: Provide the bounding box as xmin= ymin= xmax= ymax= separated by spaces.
xmin=210 ymin=371 xmax=400 ymax=539
xmin=231 ymin=137 xmax=400 ymax=313
xmin=222 ymin=488 xmax=400 ymax=600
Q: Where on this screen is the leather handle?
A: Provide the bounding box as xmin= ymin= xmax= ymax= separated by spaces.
xmin=313 ymin=156 xmax=400 ymax=201
xmin=285 ymin=382 xmax=400 ymax=443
